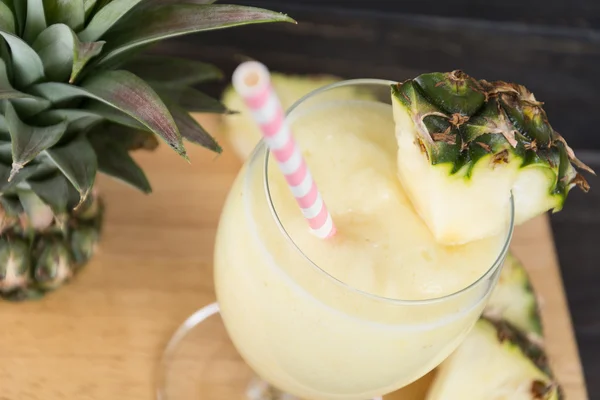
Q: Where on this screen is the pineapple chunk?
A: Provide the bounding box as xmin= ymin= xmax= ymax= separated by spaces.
xmin=426 ymin=318 xmax=560 ymax=400
xmin=486 ymin=252 xmax=542 ymax=337
xmin=391 ymin=71 xmax=594 ymax=245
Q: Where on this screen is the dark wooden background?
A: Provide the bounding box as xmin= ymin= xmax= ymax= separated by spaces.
xmin=150 ymin=0 xmax=600 ymax=395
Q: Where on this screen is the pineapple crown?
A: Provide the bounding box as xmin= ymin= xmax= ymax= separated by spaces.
xmin=0 ymin=0 xmax=294 ymax=222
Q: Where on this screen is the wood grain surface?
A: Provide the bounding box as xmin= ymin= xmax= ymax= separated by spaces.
xmin=0 ymin=115 xmax=587 ymax=399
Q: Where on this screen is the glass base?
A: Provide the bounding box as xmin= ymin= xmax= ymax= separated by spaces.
xmin=156 ymin=303 xmax=384 ymax=400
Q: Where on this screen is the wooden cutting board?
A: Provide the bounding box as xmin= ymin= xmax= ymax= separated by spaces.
xmin=0 ymin=115 xmax=587 ymax=400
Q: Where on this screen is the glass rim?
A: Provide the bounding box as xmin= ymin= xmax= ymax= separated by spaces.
xmin=260 ymin=78 xmax=515 ymax=306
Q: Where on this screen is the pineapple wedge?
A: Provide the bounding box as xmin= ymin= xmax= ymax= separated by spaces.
xmin=426 ymin=318 xmax=560 ymax=400
xmin=392 ymin=71 xmax=594 ymax=245
xmin=486 ymin=252 xmax=542 ymax=338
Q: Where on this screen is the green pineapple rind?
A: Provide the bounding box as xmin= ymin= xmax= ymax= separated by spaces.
xmin=391 ymin=70 xmax=594 ymax=210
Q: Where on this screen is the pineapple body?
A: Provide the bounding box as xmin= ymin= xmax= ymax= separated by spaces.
xmin=392 ymin=71 xmax=594 ymax=245
xmin=0 ymin=192 xmax=102 ymax=300
xmin=0 ymin=1 xmax=292 ymax=300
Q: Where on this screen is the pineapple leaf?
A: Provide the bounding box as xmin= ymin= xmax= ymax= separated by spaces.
xmin=0 ymin=193 xmax=21 ymax=215
xmin=84 ymin=0 xmax=97 ymax=17
xmin=17 ymin=189 xmax=54 ymax=229
xmin=97 ymin=4 xmax=295 ymax=67
xmin=31 ymin=70 xmax=187 ymax=158
xmin=78 ymin=0 xmax=144 ymax=42
xmin=32 ymin=23 xmax=105 ymax=83
xmin=43 ymin=0 xmax=85 ymax=31
xmin=70 ymin=40 xmax=105 ymax=84
xmin=0 ymin=38 xmax=12 ymax=82
xmin=153 ymin=86 xmax=229 ymax=113
xmin=89 ymin=131 xmax=151 ymax=193
xmin=10 ymin=96 xmax=52 ymax=117
xmin=29 ymin=173 xmax=69 ymax=213
xmin=0 ymin=162 xmax=45 ymax=193
xmin=123 ymin=55 xmax=223 ymax=86
xmin=35 ymin=108 xmax=103 ymax=127
xmin=0 ymin=31 xmax=45 ymax=87
xmin=96 ymin=123 xmax=159 ymax=151
xmin=24 ymin=0 xmax=47 ymax=43
xmin=5 ymin=102 xmax=67 ymax=179
xmin=165 ymin=100 xmax=221 ymax=153
xmin=45 ymin=136 xmax=97 ymax=206
xmin=0 ymin=2 xmax=15 ymax=34
xmin=32 ymin=24 xmax=75 ymax=82
xmin=0 ymin=59 xmax=30 ymax=99
xmin=84 ymin=102 xmax=146 ymax=130
xmin=2 ymin=0 xmax=24 ymax=36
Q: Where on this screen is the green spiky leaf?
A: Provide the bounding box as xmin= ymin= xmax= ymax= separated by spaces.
xmin=0 ymin=59 xmax=29 ymax=99
xmin=36 ymin=108 xmax=103 ymax=126
xmin=154 ymin=86 xmax=228 ymax=113
xmin=84 ymin=0 xmax=97 ymax=17
xmin=32 ymin=23 xmax=105 ymax=83
xmin=29 ymin=173 xmax=69 ymax=213
xmin=89 ymin=131 xmax=151 ymax=193
xmin=0 ymin=30 xmax=45 ymax=87
xmin=31 ymin=70 xmax=186 ymax=158
xmin=5 ymin=102 xmax=67 ymax=179
xmin=24 ymin=0 xmax=47 ymax=43
xmin=0 ymin=192 xmax=22 ymax=214
xmin=10 ymin=96 xmax=52 ymax=117
xmin=0 ymin=162 xmax=45 ymax=193
xmin=78 ymin=0 xmax=145 ymax=42
xmin=0 ymin=38 xmax=12 ymax=82
xmin=0 ymin=2 xmax=15 ymax=34
xmin=165 ymin=100 xmax=221 ymax=152
xmin=70 ymin=39 xmax=105 ymax=83
xmin=3 ymin=0 xmax=24 ymax=36
xmin=43 ymin=0 xmax=85 ymax=31
xmin=45 ymin=136 xmax=96 ymax=206
xmin=100 ymin=123 xmax=159 ymax=151
xmin=124 ymin=55 xmax=223 ymax=86
xmin=84 ymin=102 xmax=146 ymax=130
xmin=97 ymin=4 xmax=295 ymax=67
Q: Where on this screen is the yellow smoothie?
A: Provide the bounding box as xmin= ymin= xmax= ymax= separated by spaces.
xmin=214 ymin=98 xmax=511 ymax=399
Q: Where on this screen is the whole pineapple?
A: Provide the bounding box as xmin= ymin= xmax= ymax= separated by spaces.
xmin=0 ymin=0 xmax=293 ymax=301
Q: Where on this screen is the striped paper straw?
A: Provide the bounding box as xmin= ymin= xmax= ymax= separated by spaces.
xmin=232 ymin=61 xmax=336 ymax=239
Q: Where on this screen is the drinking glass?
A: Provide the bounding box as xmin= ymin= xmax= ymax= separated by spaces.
xmin=157 ymin=79 xmax=514 ymax=400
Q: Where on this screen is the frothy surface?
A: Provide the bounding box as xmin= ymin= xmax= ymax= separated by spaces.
xmin=268 ymin=100 xmax=507 ymax=300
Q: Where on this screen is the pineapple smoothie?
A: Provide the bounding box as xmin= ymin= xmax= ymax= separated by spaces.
xmin=214 ymin=95 xmax=511 ymax=399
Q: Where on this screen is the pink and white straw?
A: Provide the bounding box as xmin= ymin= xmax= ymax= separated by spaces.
xmin=232 ymin=61 xmax=336 ymax=239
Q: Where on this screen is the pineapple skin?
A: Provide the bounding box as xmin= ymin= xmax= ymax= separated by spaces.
xmin=392 ymin=70 xmax=594 ymax=245
xmin=426 ymin=317 xmax=561 ymax=400
xmin=0 ymin=192 xmax=103 ymax=301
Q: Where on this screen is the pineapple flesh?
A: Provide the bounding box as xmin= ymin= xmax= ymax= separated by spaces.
xmin=485 ymin=252 xmax=543 ymax=338
xmin=0 ymin=0 xmax=293 ymax=300
xmin=426 ymin=317 xmax=561 ymax=400
xmin=392 ymin=70 xmax=594 ymax=245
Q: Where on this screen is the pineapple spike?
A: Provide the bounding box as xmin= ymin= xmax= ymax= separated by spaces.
xmin=8 ymin=162 xmax=21 ymax=182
